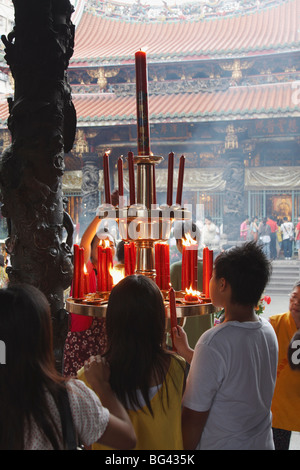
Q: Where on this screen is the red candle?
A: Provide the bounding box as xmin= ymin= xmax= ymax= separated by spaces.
xmin=169 ymin=286 xmax=177 ymax=351
xmin=155 ymin=243 xmax=162 ymax=289
xmin=181 ymin=242 xmax=198 ymax=291
xmin=118 ymin=156 xmax=124 ymax=197
xmin=124 ymin=242 xmax=136 ymax=276
xmin=79 ymin=247 xmax=85 ymax=298
xmin=155 ymin=243 xmax=170 ymax=290
xmin=84 ymin=269 xmax=90 ymax=295
xmin=152 ymin=165 xmax=157 ymax=205
xmin=176 ymin=155 xmax=185 ymax=206
xmin=107 ymin=247 xmax=113 ymax=291
xmin=167 ymin=152 xmax=174 ymax=206
xmin=128 ymin=151 xmax=135 ymax=205
xmin=202 ymin=247 xmax=213 ymax=297
xmin=73 ymin=244 xmax=80 ymax=298
xmin=103 ymin=152 xmax=111 ymax=204
xmin=130 ymin=242 xmax=136 ymax=274
xmin=135 ymin=49 xmax=150 ymax=156
xmin=162 ymin=244 xmax=170 ymax=290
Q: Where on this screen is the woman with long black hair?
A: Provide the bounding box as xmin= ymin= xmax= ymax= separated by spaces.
xmin=0 ymin=283 xmax=135 ymax=450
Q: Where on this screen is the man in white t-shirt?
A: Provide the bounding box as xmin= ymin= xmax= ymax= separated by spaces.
xmin=173 ymin=242 xmax=278 ymax=450
xmin=281 ymin=216 xmax=294 ymax=259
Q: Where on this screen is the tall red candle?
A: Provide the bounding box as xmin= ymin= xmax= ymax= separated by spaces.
xmin=79 ymin=247 xmax=85 ymax=298
xmin=202 ymin=247 xmax=213 ymax=297
xmin=72 ymin=244 xmax=80 ymax=298
xmin=176 ymin=155 xmax=185 ymax=206
xmin=167 ymin=152 xmax=174 ymax=206
xmin=118 ymin=156 xmax=124 ymax=197
xmin=182 ymin=242 xmax=198 ymax=291
xmin=152 ymin=165 xmax=157 ymax=205
xmin=128 ymin=151 xmax=135 ymax=205
xmin=169 ymin=286 xmax=177 ymax=351
xmin=97 ymin=242 xmax=114 ymax=292
xmin=162 ymin=243 xmax=170 ymax=290
xmin=135 ymin=50 xmax=150 ymax=156
xmin=103 ymin=152 xmax=111 ymax=204
xmin=155 ymin=243 xmax=170 ymax=290
xmin=124 ymin=242 xmax=136 ymax=276
xmin=155 ymin=243 xmax=161 ymax=288
xmin=84 ymin=267 xmax=90 ymax=295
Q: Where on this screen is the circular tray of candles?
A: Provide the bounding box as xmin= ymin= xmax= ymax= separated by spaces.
xmin=66 ymin=293 xmax=216 ymax=319
xmin=66 ymin=297 xmax=108 ymax=318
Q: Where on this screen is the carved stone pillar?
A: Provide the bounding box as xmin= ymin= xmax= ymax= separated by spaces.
xmin=222 ymin=125 xmax=246 ymax=241
xmin=0 ymin=0 xmax=76 ymax=371
xmin=81 ymin=154 xmax=100 ymax=232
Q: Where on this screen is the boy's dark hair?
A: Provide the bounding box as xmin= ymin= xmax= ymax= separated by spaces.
xmin=214 ymin=241 xmax=272 ymax=306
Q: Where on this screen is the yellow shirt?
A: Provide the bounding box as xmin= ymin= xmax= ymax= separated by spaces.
xmin=77 ymin=354 xmax=186 ymax=450
xmin=269 ymin=312 xmax=300 ymax=431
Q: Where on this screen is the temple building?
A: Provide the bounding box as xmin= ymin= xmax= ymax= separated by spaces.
xmin=0 ymin=0 xmax=299 ymax=240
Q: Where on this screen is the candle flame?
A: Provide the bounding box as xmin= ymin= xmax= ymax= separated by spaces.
xmin=182 ymin=233 xmax=197 ymax=246
xmin=185 ymin=287 xmax=201 ymax=296
xmin=109 ymin=266 xmax=125 ymax=286
xmin=99 ymin=239 xmax=111 ymax=248
xmin=105 ymin=150 xmax=111 ymax=155
xmin=83 ymin=264 xmax=87 ymax=274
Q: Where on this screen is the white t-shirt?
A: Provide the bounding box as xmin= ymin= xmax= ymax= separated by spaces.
xmin=281 ymin=222 xmax=294 ymax=240
xmin=183 ymin=317 xmax=278 ymax=450
xmin=24 ymin=379 xmax=110 ymax=450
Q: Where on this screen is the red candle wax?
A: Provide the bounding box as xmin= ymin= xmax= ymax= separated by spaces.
xmin=103 ymin=153 xmax=111 ymax=204
xmin=164 ymin=244 xmax=170 ymax=289
xmin=79 ymin=247 xmax=85 ymax=298
xmin=202 ymin=247 xmax=213 ymax=297
xmin=152 ymin=165 xmax=157 ymax=205
xmin=167 ymin=152 xmax=174 ymax=206
xmin=124 ymin=243 xmax=130 ymax=277
xmin=181 ymin=245 xmax=186 ymax=291
xmin=84 ymin=271 xmax=90 ymax=295
xmin=135 ymin=50 xmax=150 ymax=156
xmin=176 ymin=155 xmax=185 ymax=206
xmin=130 ymin=242 xmax=136 ymax=274
xmin=118 ymin=156 xmax=124 ymax=197
xmin=155 ymin=243 xmax=161 ymax=289
xmin=128 ymin=151 xmax=136 ymax=205
xmin=107 ymin=247 xmax=113 ymax=292
xmin=97 ymin=245 xmax=103 ymax=291
xmin=73 ymin=244 xmax=80 ymax=298
xmin=169 ymin=287 xmax=177 ymax=351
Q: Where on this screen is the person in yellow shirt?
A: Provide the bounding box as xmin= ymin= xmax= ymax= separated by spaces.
xmin=78 ymin=274 xmax=187 ymax=450
xmin=269 ymin=280 xmax=300 ymax=450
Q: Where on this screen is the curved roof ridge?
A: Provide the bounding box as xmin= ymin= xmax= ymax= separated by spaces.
xmin=71 ymin=0 xmax=300 ymax=64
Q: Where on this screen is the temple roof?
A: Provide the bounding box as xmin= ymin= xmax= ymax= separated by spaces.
xmin=71 ymin=82 xmax=300 ymax=125
xmin=0 ymin=81 xmax=298 ymax=129
xmin=71 ymin=0 xmax=300 ymax=66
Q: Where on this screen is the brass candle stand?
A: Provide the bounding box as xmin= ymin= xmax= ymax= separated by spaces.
xmin=66 ymin=152 xmax=215 ymax=320
xmin=66 ymin=51 xmax=216 ymax=321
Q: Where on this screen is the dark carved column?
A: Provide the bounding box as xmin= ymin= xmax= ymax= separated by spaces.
xmin=0 ymin=0 xmax=76 ymax=371
xmin=222 ymin=126 xmax=246 ymax=241
xmin=81 ymin=154 xmax=100 ymax=232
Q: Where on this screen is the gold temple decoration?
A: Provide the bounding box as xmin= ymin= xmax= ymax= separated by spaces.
xmin=75 ymin=129 xmax=89 ymax=156
xmin=220 ymin=59 xmax=253 ymax=81
xmin=225 ymin=124 xmax=238 ymax=149
xmin=88 ymin=67 xmax=120 ymax=90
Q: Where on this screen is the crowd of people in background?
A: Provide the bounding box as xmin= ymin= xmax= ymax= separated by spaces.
xmin=240 ymin=214 xmax=300 ymax=261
